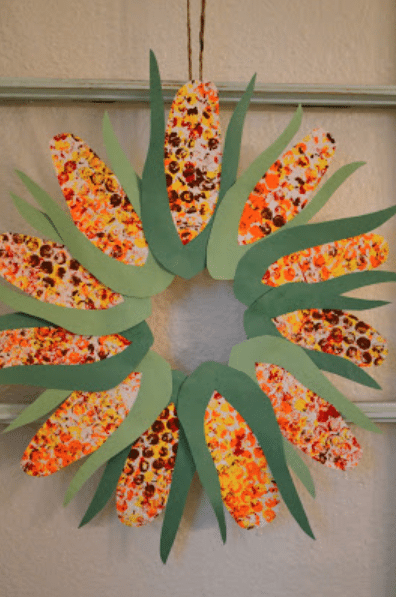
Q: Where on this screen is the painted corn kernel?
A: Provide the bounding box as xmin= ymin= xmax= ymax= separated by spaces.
xmin=204 ymin=391 xmax=280 ymax=529
xmin=51 ymin=134 xmax=148 ymax=265
xmin=116 ymin=403 xmax=179 ymax=526
xmin=21 ymin=372 xmax=142 ymax=476
xmin=256 ymin=363 xmax=362 ymax=470
xmin=238 ymin=129 xmax=336 ymax=245
xmin=0 ymin=327 xmax=130 ymax=369
xmin=263 ymin=234 xmax=388 ymax=287
xmin=165 ymin=81 xmax=222 ymax=245
xmin=274 ymin=309 xmax=387 ymax=367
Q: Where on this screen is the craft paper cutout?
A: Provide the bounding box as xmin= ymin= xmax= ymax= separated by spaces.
xmin=256 ymin=363 xmax=362 ymax=470
xmin=263 ymin=234 xmax=388 ymax=287
xmin=50 ymin=133 xmax=148 ymax=266
xmin=117 ymin=402 xmax=179 ymax=526
xmin=273 ymin=309 xmax=387 ymax=367
xmin=21 ymin=372 xmax=142 ymax=476
xmin=2 ymin=51 xmax=396 ymax=564
xmin=204 ymin=391 xmax=280 ymax=529
xmin=165 ymin=81 xmax=222 ymax=244
xmin=238 ymin=129 xmax=336 ymax=246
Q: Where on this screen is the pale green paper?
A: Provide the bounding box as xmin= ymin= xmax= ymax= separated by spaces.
xmin=207 ymin=105 xmax=303 ymax=280
xmin=283 ymin=439 xmax=315 ymax=498
xmin=229 ymin=336 xmax=380 ymax=433
xmin=4 ymin=389 xmax=71 ymax=433
xmin=63 ymin=351 xmax=172 ymax=505
xmin=0 ymin=284 xmax=151 ymax=336
xmin=102 ymin=112 xmax=141 ymax=216
xmin=11 ymin=193 xmax=63 ymax=243
xmin=17 ymin=171 xmax=174 ymax=298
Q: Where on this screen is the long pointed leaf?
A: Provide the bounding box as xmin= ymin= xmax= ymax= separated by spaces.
xmin=11 ymin=193 xmax=63 ymax=243
xmin=283 ymin=439 xmax=315 ymax=498
xmin=3 ymin=388 xmax=71 ymax=433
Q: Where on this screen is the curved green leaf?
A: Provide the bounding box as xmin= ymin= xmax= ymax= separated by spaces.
xmin=160 ymin=427 xmax=195 ymax=564
xmin=207 ymin=105 xmax=303 ymax=280
xmin=234 ymin=206 xmax=396 ymax=305
xmin=229 ymin=336 xmax=380 ymax=433
xmin=11 ymin=193 xmax=63 ymax=243
xmin=283 ymin=439 xmax=315 ymax=498
xmin=16 ymin=170 xmax=174 ymax=298
xmin=0 ymin=320 xmax=153 ymax=392
xmin=3 ymin=388 xmax=71 ymax=433
xmin=64 ymin=351 xmax=172 ymax=506
xmin=0 ymin=283 xmax=151 ymax=336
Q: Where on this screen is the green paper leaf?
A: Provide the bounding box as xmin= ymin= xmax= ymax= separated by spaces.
xmin=0 ymin=320 xmax=153 ymax=392
xmin=178 ymin=362 xmax=314 ymax=542
xmin=78 ymin=369 xmax=186 ymax=528
xmin=11 ymin=193 xmax=63 ymax=243
xmin=78 ymin=445 xmax=130 ymax=528
xmin=217 ymin=74 xmax=257 ymax=202
xmin=207 ymin=105 xmax=303 ymax=280
xmin=0 ymin=283 xmax=151 ymax=336
xmin=283 ymin=439 xmax=316 ymax=498
xmin=16 ymin=170 xmax=174 ymax=298
xmin=243 ymin=308 xmax=381 ymax=390
xmin=229 ymin=336 xmax=380 ymax=433
xmin=64 ymin=351 xmax=172 ymax=506
xmin=141 ymin=60 xmax=258 ymax=279
xmin=234 ymin=206 xmax=396 ymax=305
xmin=3 ymin=388 xmax=71 ymax=433
xmin=102 ymin=112 xmax=141 ymax=216
xmin=160 ymin=427 xmax=195 ymax=564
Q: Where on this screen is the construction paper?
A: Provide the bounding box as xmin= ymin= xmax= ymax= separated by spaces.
xmin=0 ymin=320 xmax=153 ymax=391
xmin=102 ymin=112 xmax=141 ymax=216
xmin=141 ymin=56 xmax=256 ymax=278
xmin=164 ymin=81 xmax=222 ymax=244
xmin=160 ymin=427 xmax=195 ymax=564
xmin=206 ymin=105 xmax=303 ymax=280
xmin=79 ymin=369 xmax=186 ymax=528
xmin=229 ymin=336 xmax=380 ymax=433
xmin=256 ymin=362 xmax=362 ymax=470
xmin=177 ymin=361 xmax=314 ymax=540
xmin=204 ymin=390 xmax=280 ymax=529
xmin=274 ymin=309 xmax=387 ymax=367
xmin=3 ymin=388 xmax=71 ymax=433
xmin=258 ymin=270 xmax=396 ymax=317
xmin=243 ymin=307 xmax=382 ymax=389
xmin=11 ymin=194 xmax=63 ymax=243
xmin=282 ymin=439 xmax=315 ymax=498
xmin=116 ymin=401 xmax=179 ymax=526
xmin=237 ymin=128 xmax=336 ymax=245
xmin=218 ymin=75 xmax=256 ymax=203
xmin=16 ymin=171 xmax=173 ymax=298
xmin=63 ymin=351 xmax=172 ymax=506
xmin=79 ymin=446 xmax=130 ymax=528
xmin=262 ymin=234 xmax=388 ymax=287
xmin=234 ymin=205 xmax=396 ymax=305
xmin=0 ymin=284 xmax=150 ymax=336
xmin=50 ymin=133 xmax=148 ymax=266
xmin=21 ymin=371 xmax=142 ymax=476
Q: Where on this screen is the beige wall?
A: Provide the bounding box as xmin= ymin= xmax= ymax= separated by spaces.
xmin=1 ymin=1 xmax=396 ymax=595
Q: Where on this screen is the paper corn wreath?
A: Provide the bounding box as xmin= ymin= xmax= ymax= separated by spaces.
xmin=2 ymin=51 xmax=396 ymax=563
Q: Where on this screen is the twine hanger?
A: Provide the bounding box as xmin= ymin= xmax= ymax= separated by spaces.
xmin=186 ymin=0 xmax=207 ymax=80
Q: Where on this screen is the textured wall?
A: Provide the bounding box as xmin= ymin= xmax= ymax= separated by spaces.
xmin=1 ymin=1 xmax=396 ymax=596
